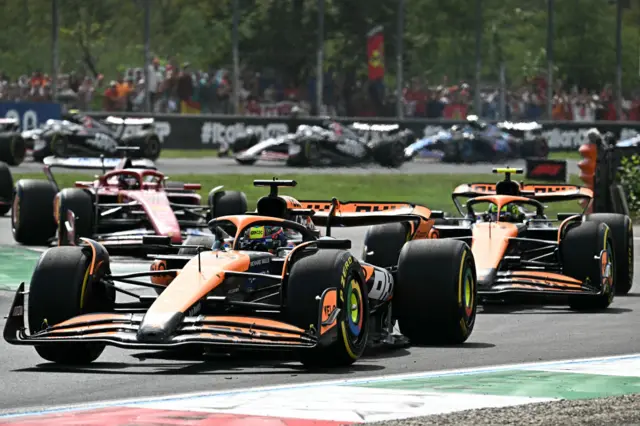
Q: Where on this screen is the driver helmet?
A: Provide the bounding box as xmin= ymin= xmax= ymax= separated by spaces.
xmin=118 ymin=174 xmax=139 ymax=189
xmin=240 ymin=225 xmax=289 ymax=253
xmin=487 ymin=203 xmax=523 ymax=223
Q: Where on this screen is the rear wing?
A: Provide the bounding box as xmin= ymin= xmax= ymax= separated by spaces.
xmin=452 ymin=183 xmax=593 ymax=202
xmin=104 ymin=116 xmax=154 ymax=126
xmin=298 ymin=200 xmax=433 ymax=229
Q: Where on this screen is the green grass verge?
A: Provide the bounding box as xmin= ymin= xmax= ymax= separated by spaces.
xmin=160 ymin=149 xmax=218 ymax=159
xmin=14 ymin=172 xmax=588 ymax=217
xmin=549 ymin=151 xmax=583 ymax=161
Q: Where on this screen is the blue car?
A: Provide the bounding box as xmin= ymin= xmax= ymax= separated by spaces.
xmin=405 ymin=115 xmax=549 ymax=163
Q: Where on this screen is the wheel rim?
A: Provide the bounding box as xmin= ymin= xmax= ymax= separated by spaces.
xmin=346 ymin=278 xmax=364 ymax=338
xmin=11 ymin=193 xmax=20 ymax=230
xmin=601 ymin=243 xmax=614 ymax=300
xmin=463 ymin=266 xmax=474 ymax=317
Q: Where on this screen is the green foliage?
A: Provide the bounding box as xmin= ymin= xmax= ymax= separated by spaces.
xmin=617 ymin=155 xmax=640 ymax=216
xmin=1 ymin=0 xmax=639 ymax=89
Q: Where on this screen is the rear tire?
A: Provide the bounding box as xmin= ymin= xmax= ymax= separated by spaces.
xmin=287 ymin=249 xmax=369 ymax=368
xmin=12 ymin=180 xmax=58 ymax=244
xmin=561 ymin=221 xmax=615 ymax=310
xmin=142 ymin=136 xmax=161 ymax=160
xmin=0 ymin=135 xmax=26 ymax=166
xmin=373 ymin=141 xmax=405 ymax=168
xmin=585 ymin=214 xmax=633 ymax=295
xmin=28 ymin=246 xmax=114 ymax=364
xmin=208 ymin=190 xmax=248 ymax=218
xmin=56 ymin=188 xmax=95 ymax=243
xmin=0 ymin=161 xmax=13 ymax=216
xmin=395 ymin=239 xmax=477 ymax=344
xmin=362 ymin=223 xmax=410 ymax=268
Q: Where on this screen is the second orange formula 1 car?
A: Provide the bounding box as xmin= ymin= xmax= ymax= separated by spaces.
xmin=4 ymin=179 xmax=477 ymax=369
xmin=362 ymin=168 xmax=633 ymax=311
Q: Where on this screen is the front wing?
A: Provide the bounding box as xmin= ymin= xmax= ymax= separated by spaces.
xmin=4 ymin=283 xmax=318 ymax=351
xmin=479 ymin=270 xmax=603 ymax=298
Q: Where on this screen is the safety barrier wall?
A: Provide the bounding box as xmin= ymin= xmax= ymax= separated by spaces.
xmin=81 ymin=111 xmax=640 ymax=152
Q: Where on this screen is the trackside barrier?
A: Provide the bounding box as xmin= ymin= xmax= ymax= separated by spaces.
xmin=82 ymin=111 xmax=640 ymax=152
xmin=579 ymin=129 xmax=632 ymax=216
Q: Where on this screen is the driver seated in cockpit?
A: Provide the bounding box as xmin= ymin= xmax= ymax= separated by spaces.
xmin=118 ymin=174 xmax=140 ymax=189
xmin=485 ymin=202 xmax=526 ymax=223
xmin=238 ymin=225 xmax=300 ymax=255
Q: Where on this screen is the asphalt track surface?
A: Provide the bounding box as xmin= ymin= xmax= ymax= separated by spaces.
xmin=0 ymin=216 xmax=639 ymax=416
xmin=12 ymin=156 xmax=581 ymax=176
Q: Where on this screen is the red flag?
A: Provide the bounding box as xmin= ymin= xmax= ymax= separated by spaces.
xmin=367 ymin=26 xmax=385 ymax=81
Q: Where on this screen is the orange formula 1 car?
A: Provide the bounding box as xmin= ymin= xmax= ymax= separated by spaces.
xmin=4 ymin=179 xmax=477 ymax=368
xmin=362 ymin=168 xmax=633 ymax=310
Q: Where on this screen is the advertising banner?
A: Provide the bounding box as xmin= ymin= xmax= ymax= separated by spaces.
xmin=0 ymin=102 xmax=61 ymax=131
xmin=367 ymin=26 xmax=385 ymax=81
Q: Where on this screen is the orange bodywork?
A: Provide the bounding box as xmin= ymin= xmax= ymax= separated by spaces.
xmin=471 ymin=222 xmax=519 ymax=273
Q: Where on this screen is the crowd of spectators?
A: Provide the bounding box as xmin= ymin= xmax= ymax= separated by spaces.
xmin=2 ymin=64 xmax=640 ymax=122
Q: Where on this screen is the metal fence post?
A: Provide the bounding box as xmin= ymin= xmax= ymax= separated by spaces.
xmin=143 ymin=0 xmax=151 ymax=113
xmin=316 ymin=0 xmax=325 ymax=116
xmin=232 ymin=0 xmax=240 ymax=115
xmin=546 ymin=0 xmax=554 ymax=119
xmin=51 ymin=0 xmax=59 ymax=101
xmin=474 ymin=0 xmax=482 ymax=116
xmin=396 ymin=0 xmax=404 ymax=119
xmin=616 ymin=0 xmax=623 ymax=120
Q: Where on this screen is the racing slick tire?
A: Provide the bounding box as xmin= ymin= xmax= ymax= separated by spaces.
xmin=235 ymin=157 xmax=257 ymax=166
xmin=521 ymin=137 xmax=549 ymax=158
xmin=28 ymin=246 xmax=114 ymax=364
xmin=208 ymin=189 xmax=248 ymax=218
xmin=362 ymin=222 xmax=410 ymax=268
xmin=561 ymin=221 xmax=615 ymax=310
xmin=140 ymin=136 xmax=161 ymax=160
xmin=55 ymin=188 xmax=95 ymax=243
xmin=286 ymin=138 xmax=321 ymax=167
xmin=585 ymin=213 xmax=633 ymax=295
xmin=395 ymin=239 xmax=477 ymax=344
xmin=287 ymin=249 xmax=369 ymax=368
xmin=12 ymin=180 xmax=58 ymax=244
xmin=0 ymin=161 xmax=13 ymax=216
xmin=372 ymin=141 xmax=406 ymax=168
xmin=49 ymin=133 xmax=69 ymax=157
xmin=0 ymin=134 xmax=26 ymax=166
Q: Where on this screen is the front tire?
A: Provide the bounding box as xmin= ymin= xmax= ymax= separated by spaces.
xmin=287 ymin=249 xmax=369 ymax=368
xmin=28 ymin=246 xmax=114 ymax=364
xmin=395 ymin=239 xmax=477 ymax=344
xmin=585 ymin=214 xmax=634 ymax=295
xmin=55 ymin=188 xmax=95 ymax=243
xmin=561 ymin=221 xmax=615 ymax=310
xmin=12 ymin=180 xmax=58 ymax=244
xmin=0 ymin=161 xmax=13 ymax=216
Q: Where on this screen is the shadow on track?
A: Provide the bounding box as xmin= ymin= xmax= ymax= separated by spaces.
xmin=479 ymin=306 xmax=632 ymax=315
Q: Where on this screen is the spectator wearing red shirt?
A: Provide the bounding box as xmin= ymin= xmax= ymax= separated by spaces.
xmin=403 ymin=77 xmax=428 ymax=117
xmin=103 ymin=81 xmax=119 ymax=111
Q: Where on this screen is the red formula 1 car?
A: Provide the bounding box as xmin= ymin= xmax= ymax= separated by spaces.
xmin=11 ymin=153 xmax=248 ymax=256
